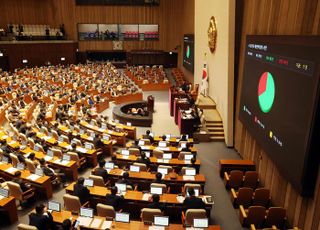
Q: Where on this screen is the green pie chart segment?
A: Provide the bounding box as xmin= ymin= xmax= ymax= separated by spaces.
xmin=258 ymin=72 xmax=275 ymax=113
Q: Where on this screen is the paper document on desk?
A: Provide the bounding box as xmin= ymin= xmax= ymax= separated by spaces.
xmin=183 ymin=176 xmax=195 ymax=181
xmin=121 ymin=155 xmax=129 ymax=159
xmin=98 ymin=128 xmax=105 ymax=132
xmin=141 ymin=146 xmax=150 ymax=150
xmin=60 ymin=160 xmax=70 ymax=165
xmin=101 ymin=220 xmax=112 ymax=229
xmin=0 ymin=195 xmax=5 ymax=200
xmin=90 ymin=218 xmax=102 ymax=228
xmin=176 ymin=195 xmax=185 ymax=203
xmin=5 ymin=167 xmax=18 ymax=174
xmin=43 ymin=136 xmax=52 ymax=141
xmin=149 ymin=226 xmax=165 ymax=230
xmin=27 ymin=174 xmax=41 ymax=181
xmin=142 ymin=193 xmax=152 ymax=201
xmin=1 ymin=135 xmax=8 ymax=139
xmin=8 ymin=141 xmax=17 ymax=145
xmin=76 ymin=147 xmax=87 ymax=153
xmin=77 ymin=216 xmax=93 ymax=227
xmin=156 ymin=147 xmax=169 ymax=151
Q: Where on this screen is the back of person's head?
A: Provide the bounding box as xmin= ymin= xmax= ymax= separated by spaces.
xmin=162 ymin=135 xmax=166 ymax=141
xmin=156 ymin=172 xmax=162 ymax=181
xmin=146 ymin=130 xmax=150 ymax=135
xmin=28 ymin=152 xmax=35 ymax=160
xmin=111 ymin=186 xmax=117 ymax=195
xmin=111 ymin=155 xmax=117 ymax=161
xmin=134 ymin=140 xmax=139 ymax=145
xmin=71 ymin=143 xmax=77 ymax=149
xmin=35 ymin=204 xmax=45 ymax=215
xmin=140 ymin=152 xmax=146 ymax=159
xmin=14 ymin=171 xmax=21 ymax=178
xmin=39 ymin=158 xmax=46 ymax=166
xmin=62 ymin=219 xmax=72 ymax=230
xmin=191 ymin=157 xmax=196 ymax=164
xmin=98 ymin=159 xmax=105 ymax=168
xmin=188 ymin=187 xmax=195 ymax=196
xmin=152 ymin=194 xmax=160 ymax=203
xmin=181 ymin=134 xmax=186 ymax=140
xmin=78 ymin=177 xmax=85 ymax=185
xmin=123 ymin=171 xmax=129 ymax=179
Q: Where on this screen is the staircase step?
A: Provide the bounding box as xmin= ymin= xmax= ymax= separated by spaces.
xmin=208 ymin=131 xmax=225 ymax=137
xmin=210 ymin=136 xmax=225 ymax=142
xmin=205 ymin=120 xmax=223 ymax=124
xmin=207 ymin=127 xmax=224 ymax=132
xmin=206 ymin=123 xmax=223 ymax=128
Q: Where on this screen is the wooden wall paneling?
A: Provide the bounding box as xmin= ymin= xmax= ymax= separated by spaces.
xmin=235 ymin=0 xmax=320 ymax=229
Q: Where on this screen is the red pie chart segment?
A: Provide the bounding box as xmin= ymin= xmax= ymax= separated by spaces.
xmin=258 ymin=72 xmax=268 ymax=96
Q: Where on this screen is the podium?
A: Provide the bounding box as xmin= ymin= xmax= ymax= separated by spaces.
xmin=178 ymin=110 xmax=196 ymax=136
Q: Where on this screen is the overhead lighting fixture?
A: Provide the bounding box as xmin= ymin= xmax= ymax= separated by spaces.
xmin=0 ymin=53 xmax=3 ymax=57
xmin=22 ymin=59 xmax=28 ymax=64
xmin=61 ymin=57 xmax=66 ymax=61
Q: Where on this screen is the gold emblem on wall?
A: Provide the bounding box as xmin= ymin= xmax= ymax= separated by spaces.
xmin=208 ymin=16 xmax=217 ymax=53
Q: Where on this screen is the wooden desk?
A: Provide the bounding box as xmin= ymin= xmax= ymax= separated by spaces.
xmin=0 ymin=196 xmax=18 ymax=224
xmin=0 ymin=163 xmax=53 ymax=199
xmin=80 ymin=121 xmax=126 ymax=146
xmin=107 ymin=168 xmax=206 ymax=193
xmin=114 ymin=154 xmax=201 ymax=172
xmin=107 ymin=120 xmax=136 ymax=140
xmin=178 ymin=110 xmax=196 ymax=136
xmin=219 ymin=159 xmax=256 ymax=177
xmin=51 ymin=210 xmax=220 ymax=229
xmin=174 ymin=99 xmax=190 ymax=124
xmin=169 ymin=87 xmax=187 ymax=116
xmin=66 ymin=183 xmax=212 ymax=220
xmin=147 ymin=136 xmax=194 ymax=146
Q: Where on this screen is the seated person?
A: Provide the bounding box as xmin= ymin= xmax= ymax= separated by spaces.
xmin=142 ymin=130 xmax=154 ymax=143
xmin=39 ymin=158 xmax=67 ymax=186
xmin=183 ymin=188 xmax=206 ymax=211
xmin=117 ymin=171 xmax=134 ymax=190
xmin=147 ymin=194 xmax=165 ymax=211
xmin=181 ymin=143 xmax=193 ymax=153
xmin=93 ymin=159 xmax=109 ymax=183
xmin=12 ymin=171 xmax=31 ymax=192
xmin=136 ymin=152 xmax=151 ymax=166
xmin=154 ymin=172 xmax=163 ymax=184
xmin=130 ymin=140 xmax=141 ymax=151
xmin=105 ymin=186 xmax=124 ymax=211
xmin=29 ymin=204 xmax=55 ymax=230
xmin=180 ymin=134 xmax=188 ymax=142
xmin=27 ymin=152 xmax=40 ymax=167
xmin=59 ymin=219 xmax=72 ymax=230
xmin=73 ymin=177 xmax=90 ymax=204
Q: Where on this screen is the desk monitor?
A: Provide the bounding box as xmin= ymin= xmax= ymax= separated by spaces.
xmin=180 ymin=142 xmax=187 ymax=148
xmin=80 ymin=207 xmax=94 ymax=218
xmin=115 ymin=183 xmax=126 ymax=193
xmin=121 ymin=149 xmax=130 ymax=156
xmin=103 ymin=134 xmax=110 ymax=141
xmin=165 ymin=134 xmax=171 ymax=140
xmin=143 ymin=151 xmax=151 ymax=158
xmin=70 ymin=140 xmax=77 ymax=146
xmin=47 ymin=150 xmax=54 ymax=157
xmin=62 ymin=154 xmax=71 ymax=161
xmin=157 ymin=167 xmax=168 ymax=175
xmin=48 ymin=201 xmax=61 ymax=212
xmin=17 ymin=162 xmax=25 ymax=170
xmin=115 ymin=212 xmax=130 ymax=223
xmin=138 ymin=140 xmax=145 ymax=146
xmin=79 ymin=129 xmax=85 ymax=135
xmin=85 ymin=143 xmax=92 ymax=149
xmin=101 ymin=124 xmax=107 ymax=130
xmin=185 ymin=168 xmax=196 ymax=176
xmin=158 ymin=141 xmax=167 ymax=147
xmin=163 ymin=153 xmax=172 ymax=160
xmin=58 ymin=136 xmax=64 ymax=142
xmin=35 ymin=168 xmax=44 ymax=176
xmin=150 ymin=186 xmax=163 ymax=195
xmin=187 ymin=188 xmax=199 ymax=197
xmin=2 ymin=156 xmax=8 ymax=164
xmin=0 ymin=188 xmax=9 ymax=198
xmin=34 ymin=145 xmax=39 ymax=151
xmin=184 ymin=154 xmax=193 ymax=161
xmin=130 ymin=165 xmax=140 ymax=172
xmin=149 ymin=133 xmax=154 ymax=137
xmin=193 ymin=218 xmax=209 ymax=228
xmin=105 ymin=162 xmax=114 ymax=169
xmin=126 ymin=122 xmax=132 ymax=126
xmin=84 ymin=178 xmax=94 ymax=187
xmin=154 ymin=216 xmax=169 ymax=226
xmin=90 ymin=132 xmax=95 ymax=138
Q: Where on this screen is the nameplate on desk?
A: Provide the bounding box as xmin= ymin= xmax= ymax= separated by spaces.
xmin=121 ymin=155 xmax=129 ymax=159
xmin=5 ymin=167 xmax=18 ymax=174
xmin=43 ymin=136 xmax=52 ymax=141
xmin=183 ymin=176 xmax=195 ymax=181
xmin=141 ymin=146 xmax=151 ymax=150
xmin=8 ymin=140 xmax=17 ymax=145
xmin=44 ymin=156 xmax=53 ymax=161
xmin=1 ymin=135 xmax=8 ymax=139
xmin=27 ymin=174 xmax=41 ymax=181
xmin=149 ymin=226 xmax=165 ymax=230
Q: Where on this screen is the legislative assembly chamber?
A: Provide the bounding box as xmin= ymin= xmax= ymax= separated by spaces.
xmin=0 ymin=0 xmax=319 ymax=230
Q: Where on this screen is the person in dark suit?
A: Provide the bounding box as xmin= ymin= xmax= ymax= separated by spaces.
xmin=142 ymin=130 xmax=154 ymax=143
xmin=147 ymin=194 xmax=165 ymax=211
xmin=12 ymin=171 xmax=31 ymax=192
xmin=136 ymin=152 xmax=151 ymax=166
xmin=180 ymin=134 xmax=188 ymax=142
xmin=93 ymin=134 xmax=104 ymax=149
xmin=29 ymin=204 xmax=55 ymax=230
xmin=183 ymin=188 xmax=205 ymax=211
xmin=93 ymin=159 xmax=109 ymax=183
xmin=154 ymin=172 xmax=163 ymax=184
xmin=73 ymin=177 xmax=90 ymax=204
xmin=130 ymin=140 xmax=141 ymax=151
xmin=117 ymin=171 xmax=134 ymax=189
xmin=105 ymin=186 xmax=124 ymax=211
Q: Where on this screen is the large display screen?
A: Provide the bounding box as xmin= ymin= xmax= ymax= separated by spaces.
xmin=183 ymin=34 xmax=194 ymax=73
xmin=239 ymin=35 xmax=320 ymax=196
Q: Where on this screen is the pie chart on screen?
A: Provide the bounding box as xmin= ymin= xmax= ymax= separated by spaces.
xmin=258 ymin=72 xmax=275 ymax=113
xmin=186 ymin=45 xmax=190 ymax=59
